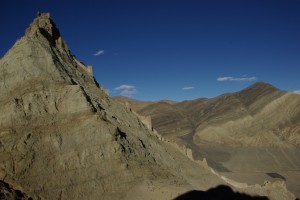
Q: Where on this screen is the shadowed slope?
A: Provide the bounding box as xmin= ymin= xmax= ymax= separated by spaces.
xmin=0 ymin=180 xmax=32 ymax=200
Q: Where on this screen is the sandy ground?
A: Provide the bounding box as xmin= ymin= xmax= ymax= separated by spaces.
xmin=220 ymin=171 xmax=300 ymax=198
xmin=181 ymin=133 xmax=300 ymax=198
xmin=216 ymin=145 xmax=300 ymax=198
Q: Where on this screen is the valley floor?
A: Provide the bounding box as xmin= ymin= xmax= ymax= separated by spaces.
xmin=181 ymin=133 xmax=300 ymax=198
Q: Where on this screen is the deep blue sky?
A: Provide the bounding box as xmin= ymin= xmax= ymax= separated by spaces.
xmin=1 ymin=0 xmax=300 ymax=101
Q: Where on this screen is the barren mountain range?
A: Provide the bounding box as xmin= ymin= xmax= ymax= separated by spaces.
xmin=115 ymin=82 xmax=300 ymax=198
xmin=0 ymin=13 xmax=298 ymax=199
xmin=115 ymin=82 xmax=300 ymax=147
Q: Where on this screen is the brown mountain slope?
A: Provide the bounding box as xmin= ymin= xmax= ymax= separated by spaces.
xmin=116 ymin=82 xmax=300 ymax=197
xmin=123 ymin=82 xmax=300 ymax=147
xmin=113 ymin=96 xmax=153 ymax=111
xmin=192 ymin=83 xmax=299 ymax=147
xmin=139 ymin=101 xmax=194 ymax=138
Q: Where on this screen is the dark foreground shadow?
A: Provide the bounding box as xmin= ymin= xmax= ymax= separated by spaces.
xmin=173 ymin=185 xmax=269 ymax=200
xmin=0 ymin=180 xmax=32 ymax=200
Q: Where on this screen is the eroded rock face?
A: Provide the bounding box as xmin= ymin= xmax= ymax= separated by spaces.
xmin=25 ymin=13 xmax=67 ymax=50
xmin=0 ymin=13 xmax=296 ymax=200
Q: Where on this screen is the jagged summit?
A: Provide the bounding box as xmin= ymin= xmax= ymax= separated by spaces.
xmin=26 ymin=13 xmax=60 ymax=39
xmin=25 ymin=12 xmax=68 ymax=51
xmin=1 ymin=12 xmax=98 ymax=97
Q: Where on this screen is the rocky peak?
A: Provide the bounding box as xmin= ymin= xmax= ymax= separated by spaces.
xmin=248 ymin=81 xmax=278 ymax=90
xmin=237 ymin=82 xmax=280 ymax=98
xmin=25 ymin=12 xmax=68 ymax=52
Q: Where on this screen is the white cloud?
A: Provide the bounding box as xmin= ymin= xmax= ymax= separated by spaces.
xmin=217 ymin=76 xmax=257 ymax=82
xmin=293 ymin=90 xmax=300 ymax=94
xmin=182 ymin=86 xmax=195 ymax=90
xmin=114 ymin=84 xmax=137 ymax=97
xmin=217 ymin=77 xmax=232 ymax=81
xmin=115 ymin=85 xmax=135 ymax=90
xmin=93 ymin=50 xmax=105 ymax=56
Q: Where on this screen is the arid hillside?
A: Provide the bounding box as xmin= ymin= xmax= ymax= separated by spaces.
xmin=2 ymin=13 xmax=296 ymax=200
xmin=120 ymin=82 xmax=300 ymax=147
xmin=116 ymin=82 xmax=300 ymax=198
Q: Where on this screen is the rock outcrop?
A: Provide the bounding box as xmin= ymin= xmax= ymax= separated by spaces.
xmin=0 ymin=13 xmax=296 ymax=200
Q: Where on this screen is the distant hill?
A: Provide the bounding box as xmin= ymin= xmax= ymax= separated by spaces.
xmin=115 ymin=82 xmax=300 ymax=197
xmin=117 ymin=82 xmax=300 ymax=147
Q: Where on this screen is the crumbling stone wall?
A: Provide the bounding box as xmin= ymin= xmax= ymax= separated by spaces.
xmin=123 ymin=102 xmax=153 ymax=131
xmin=86 ymin=65 xmax=93 ymax=75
